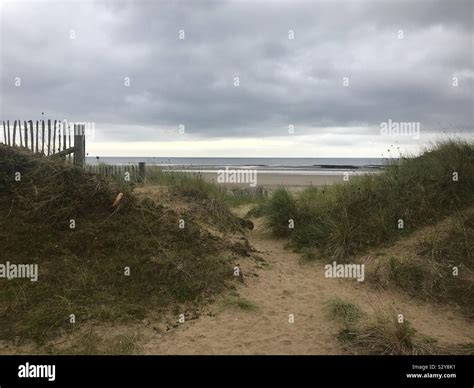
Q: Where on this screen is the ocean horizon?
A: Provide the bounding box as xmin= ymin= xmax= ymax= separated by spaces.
xmin=85 ymin=157 xmax=390 ymax=172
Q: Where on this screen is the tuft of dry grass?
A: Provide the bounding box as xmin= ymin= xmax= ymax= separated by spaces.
xmin=339 ymin=310 xmax=438 ymax=355
xmin=328 ymin=301 xmax=440 ymax=355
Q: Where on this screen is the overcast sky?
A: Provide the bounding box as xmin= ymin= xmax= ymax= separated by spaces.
xmin=1 ymin=0 xmax=473 ymax=157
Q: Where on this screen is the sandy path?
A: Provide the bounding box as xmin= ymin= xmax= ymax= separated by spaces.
xmin=141 ymin=210 xmax=473 ymax=355
xmin=142 ymin=217 xmax=343 ymax=354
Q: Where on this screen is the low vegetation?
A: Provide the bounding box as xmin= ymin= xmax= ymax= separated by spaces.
xmin=146 ymin=167 xmax=267 ymax=208
xmin=328 ymin=301 xmax=438 ymax=355
xmin=220 ymin=294 xmax=259 ymax=312
xmin=326 ymin=298 xmax=363 ymax=327
xmin=261 ymin=140 xmax=474 ymax=260
xmin=0 ymin=146 xmax=247 ymax=345
xmin=339 ymin=311 xmax=438 ymax=355
xmin=58 ymin=331 xmax=141 ymax=355
xmin=369 ymin=209 xmax=474 ymax=318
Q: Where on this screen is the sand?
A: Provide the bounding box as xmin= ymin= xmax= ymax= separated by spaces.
xmin=137 ymin=207 xmax=473 ymax=355
xmin=197 ymin=171 xmax=345 ymax=191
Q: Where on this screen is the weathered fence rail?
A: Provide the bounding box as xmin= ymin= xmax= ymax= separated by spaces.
xmin=1 ymin=119 xmax=85 ymax=166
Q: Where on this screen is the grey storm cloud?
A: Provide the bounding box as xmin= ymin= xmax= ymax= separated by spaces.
xmin=0 ymin=0 xmax=472 ymax=141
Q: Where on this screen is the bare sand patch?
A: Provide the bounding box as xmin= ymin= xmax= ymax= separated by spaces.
xmin=197 ymin=171 xmax=344 ymax=191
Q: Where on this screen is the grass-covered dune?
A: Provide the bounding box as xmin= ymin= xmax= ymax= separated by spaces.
xmin=0 ymin=145 xmax=247 ymax=344
xmin=257 ymin=140 xmax=474 ymax=317
xmin=369 ymin=208 xmax=474 ymax=318
xmin=145 ymin=166 xmax=268 ymax=208
xmin=262 ymin=140 xmax=474 ymax=260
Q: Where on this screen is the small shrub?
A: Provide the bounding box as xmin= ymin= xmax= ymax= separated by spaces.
xmin=326 ymin=298 xmax=363 ymax=327
xmin=263 ymin=188 xmax=297 ymax=237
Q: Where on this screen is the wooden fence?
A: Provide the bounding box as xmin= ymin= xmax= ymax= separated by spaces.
xmin=1 ymin=119 xmax=85 ymax=166
xmin=2 ymin=119 xmax=146 ymax=181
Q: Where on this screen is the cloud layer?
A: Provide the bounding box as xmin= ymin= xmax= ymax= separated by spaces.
xmin=1 ymin=0 xmax=473 ymax=155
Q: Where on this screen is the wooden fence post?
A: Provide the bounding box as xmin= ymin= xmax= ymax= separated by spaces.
xmin=47 ymin=119 xmax=51 ymax=155
xmin=73 ymin=124 xmax=86 ymax=167
xmin=138 ymin=162 xmax=146 ymax=183
xmin=53 ymin=120 xmax=57 ymax=154
xmin=18 ymin=120 xmax=22 ymax=147
xmin=24 ymin=121 xmax=28 ymax=149
xmin=29 ymin=121 xmax=34 ymax=152
xmin=2 ymin=121 xmax=5 ymax=144
xmin=41 ymin=120 xmax=45 ymax=155
xmin=62 ymin=121 xmax=67 ymax=152
xmin=35 ymin=121 xmax=39 ymax=153
xmin=11 ymin=121 xmax=15 ymax=146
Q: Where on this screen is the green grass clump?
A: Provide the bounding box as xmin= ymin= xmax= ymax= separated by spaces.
xmin=326 ymin=298 xmax=363 ymax=327
xmin=262 ymin=188 xmax=297 ymax=237
xmin=220 ymin=295 xmax=259 ymax=311
xmin=388 ymin=257 xmax=428 ymax=293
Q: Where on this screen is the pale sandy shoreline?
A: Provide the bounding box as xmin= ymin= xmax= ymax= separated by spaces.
xmin=194 ymin=171 xmax=347 ymax=190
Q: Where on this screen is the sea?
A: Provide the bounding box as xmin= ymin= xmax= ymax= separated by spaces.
xmin=85 ymin=157 xmax=390 ymax=175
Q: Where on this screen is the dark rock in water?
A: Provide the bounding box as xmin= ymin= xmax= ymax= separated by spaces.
xmin=237 ymin=217 xmax=254 ymax=230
